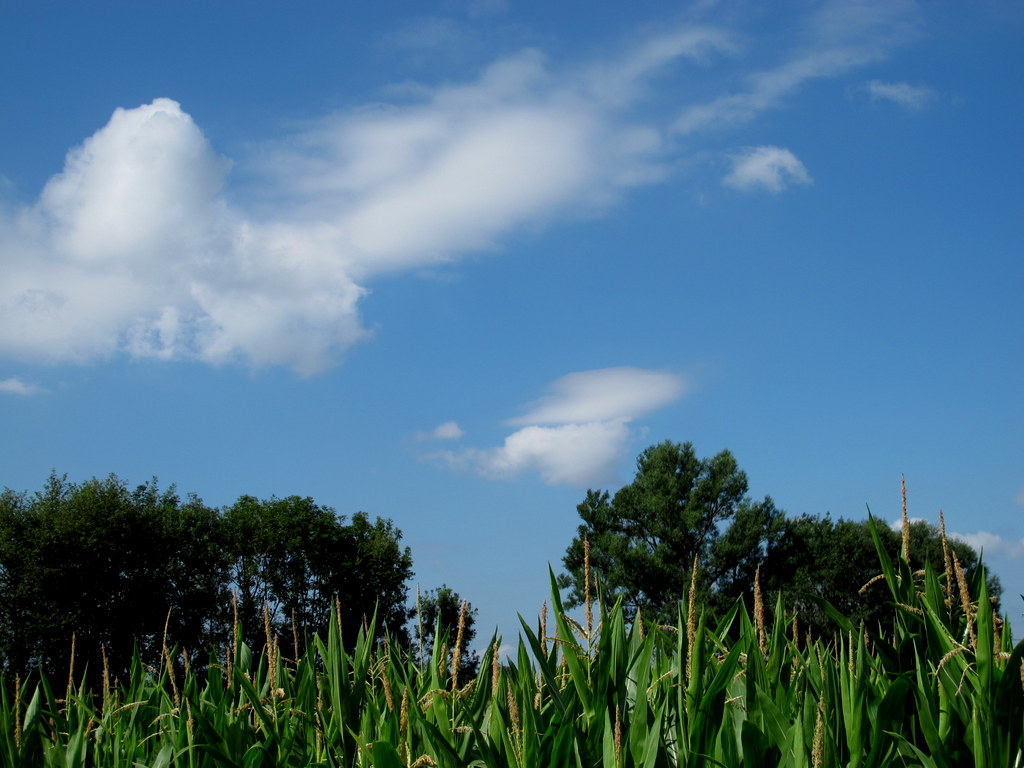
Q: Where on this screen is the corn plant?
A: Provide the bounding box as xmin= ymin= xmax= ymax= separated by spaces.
xmin=1 ymin=509 xmax=1021 ymax=767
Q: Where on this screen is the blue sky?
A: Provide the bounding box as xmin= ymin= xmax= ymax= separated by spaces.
xmin=1 ymin=0 xmax=1022 ymax=650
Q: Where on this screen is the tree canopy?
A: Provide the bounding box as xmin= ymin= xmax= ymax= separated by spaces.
xmin=559 ymin=440 xmax=779 ymax=622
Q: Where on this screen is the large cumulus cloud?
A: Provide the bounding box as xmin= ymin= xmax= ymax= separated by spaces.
xmin=0 ymin=1 xmax=920 ymax=374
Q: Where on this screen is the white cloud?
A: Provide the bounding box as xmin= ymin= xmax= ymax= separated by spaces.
xmin=0 ymin=2 xmax=919 ymax=375
xmin=340 ymin=102 xmax=594 ymax=269
xmin=439 ymin=367 xmax=688 ymax=486
xmin=1015 ymin=487 xmax=1024 ymax=509
xmin=433 ymin=421 xmax=465 ymax=440
xmin=465 ymin=420 xmax=632 ymax=486
xmin=511 ymin=367 xmax=688 ymax=425
xmin=949 ymin=530 xmax=1024 ymax=560
xmin=0 ymin=377 xmax=43 ymax=396
xmin=0 ymin=50 xmax=672 ymax=373
xmin=723 ymin=146 xmax=812 ymax=193
xmin=863 ymin=80 xmax=935 ymax=110
xmin=258 ymin=48 xmax=683 ymax=278
xmin=888 ymin=516 xmax=930 ymax=534
xmin=0 ymin=99 xmax=367 ymax=375
xmin=38 ymin=99 xmax=229 ymax=267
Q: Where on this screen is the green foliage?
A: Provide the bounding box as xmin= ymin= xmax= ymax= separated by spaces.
xmin=0 ymin=514 xmax=1019 ymax=767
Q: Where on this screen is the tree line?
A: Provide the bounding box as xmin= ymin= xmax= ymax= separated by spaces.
xmin=0 ymin=473 xmax=477 ymax=682
xmin=1 ymin=443 xmax=997 ymax=683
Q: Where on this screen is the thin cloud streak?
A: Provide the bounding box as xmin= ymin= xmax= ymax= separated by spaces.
xmin=0 ymin=377 xmax=44 ymax=396
xmin=863 ymin=80 xmax=935 ymax=110
xmin=674 ymin=0 xmax=920 ymax=134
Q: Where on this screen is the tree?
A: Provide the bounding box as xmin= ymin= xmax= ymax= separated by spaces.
xmin=0 ymin=488 xmax=38 ymax=674
xmin=753 ymin=514 xmax=1000 ymax=638
xmin=0 ymin=473 xmax=228 ymax=680
xmin=221 ymin=496 xmax=414 ymax=657
xmin=410 ymin=585 xmax=480 ymax=684
xmin=708 ymin=496 xmax=786 ymax=600
xmin=559 ymin=441 xmax=774 ymax=623
xmin=340 ymin=510 xmax=415 ymax=648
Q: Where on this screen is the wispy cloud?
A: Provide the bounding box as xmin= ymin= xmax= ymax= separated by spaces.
xmin=862 ymin=79 xmax=935 ymax=110
xmin=383 ymin=17 xmax=473 ymax=54
xmin=723 ymin=146 xmax=812 ymax=193
xmin=467 ymin=0 xmax=508 ymax=18
xmin=949 ymin=530 xmax=1024 ymax=560
xmin=417 ymin=421 xmax=465 ymax=441
xmin=436 ymin=367 xmax=689 ymax=486
xmin=674 ymin=0 xmax=920 ymax=134
xmin=0 ymin=377 xmax=44 ymax=396
xmin=889 ymin=517 xmax=930 ymax=531
xmin=0 ymin=2 xmax=920 ymax=375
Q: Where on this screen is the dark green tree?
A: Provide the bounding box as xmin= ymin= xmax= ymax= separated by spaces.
xmin=341 ymin=510 xmax=416 ymax=648
xmin=559 ymin=441 xmax=775 ymax=622
xmin=752 ymin=514 xmax=1000 ymax=638
xmin=221 ymin=496 xmax=414 ymax=657
xmin=410 ymin=584 xmax=480 ymax=684
xmin=0 ymin=473 xmax=228 ymax=680
xmin=0 ymin=488 xmax=38 ymax=674
xmin=708 ymin=495 xmax=786 ymax=599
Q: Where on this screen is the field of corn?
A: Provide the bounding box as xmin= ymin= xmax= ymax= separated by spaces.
xmin=1 ymin=516 xmax=1021 ymax=768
